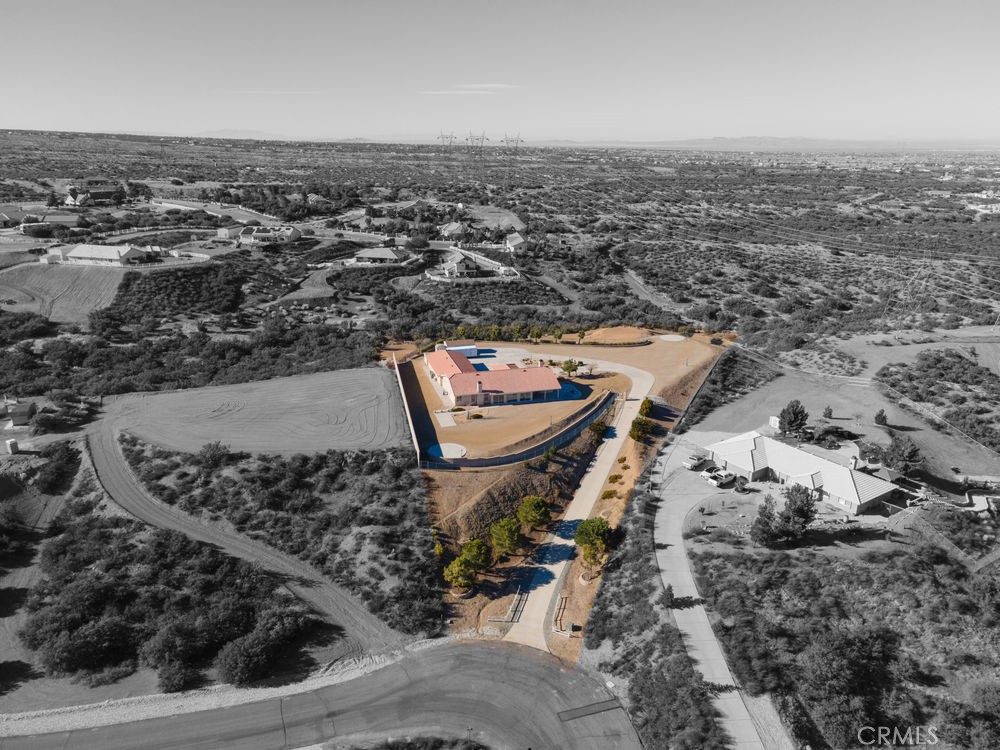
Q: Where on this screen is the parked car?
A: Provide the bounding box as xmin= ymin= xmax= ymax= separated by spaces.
xmin=700 ymin=467 xmax=721 ymax=480
xmin=708 ymin=471 xmax=736 ymax=488
xmin=682 ymin=454 xmax=706 ymax=470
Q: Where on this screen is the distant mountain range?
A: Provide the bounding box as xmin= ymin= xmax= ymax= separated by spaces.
xmin=4 ymin=128 xmax=998 ymax=153
xmin=525 ymin=136 xmax=1000 ymax=152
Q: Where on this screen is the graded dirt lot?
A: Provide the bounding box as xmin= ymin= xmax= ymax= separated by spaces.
xmin=579 ymin=325 xmax=650 ymax=344
xmin=0 ymin=263 xmax=124 ymax=323
xmin=111 ymin=368 xmax=408 ymax=454
xmin=488 ymin=332 xmax=722 ymax=403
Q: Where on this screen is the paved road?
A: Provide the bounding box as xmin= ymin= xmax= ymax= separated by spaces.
xmin=0 ymin=643 xmax=642 ymax=750
xmin=498 ymin=349 xmax=655 ymax=652
xmin=650 ymin=434 xmax=791 ymax=750
xmin=87 ymin=404 xmax=403 ymax=657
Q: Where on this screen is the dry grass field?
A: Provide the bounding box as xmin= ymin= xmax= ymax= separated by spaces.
xmin=0 ymin=263 xmax=125 ymax=324
xmin=109 ymin=368 xmax=408 ymax=454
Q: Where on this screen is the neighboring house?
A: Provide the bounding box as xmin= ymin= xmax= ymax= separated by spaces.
xmin=353 ymin=246 xmax=408 ymax=265
xmin=306 ymin=193 xmax=332 ymax=206
xmin=18 ymin=213 xmax=80 ymax=233
xmin=439 ymin=221 xmax=465 ymax=239
xmin=440 ymin=251 xmax=478 ymax=278
xmin=436 ymin=339 xmax=478 ymax=358
xmin=705 ymin=430 xmax=898 ymax=515
xmin=0 ymin=207 xmax=30 ymax=228
xmin=216 ymin=225 xmax=244 ymax=239
xmin=237 ymin=226 xmax=302 ymax=246
xmin=7 ymin=401 xmax=37 ymax=427
xmin=58 ymin=244 xmax=148 ymax=266
xmin=65 ymin=182 xmax=122 ymax=207
xmin=505 ymin=232 xmax=526 ymax=253
xmin=424 ymin=349 xmax=561 ymax=408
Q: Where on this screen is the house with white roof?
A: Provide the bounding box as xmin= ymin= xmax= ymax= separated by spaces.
xmin=52 ymin=244 xmax=148 ymax=266
xmin=237 ymin=225 xmax=301 ymax=246
xmin=352 ymin=246 xmax=408 ymax=265
xmin=505 ymin=232 xmax=526 ymax=253
xmin=705 ymin=430 xmax=898 ymax=515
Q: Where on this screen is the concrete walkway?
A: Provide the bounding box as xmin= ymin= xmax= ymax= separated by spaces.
xmin=651 ymin=434 xmax=789 ymax=750
xmin=498 ymin=348 xmax=654 ymax=652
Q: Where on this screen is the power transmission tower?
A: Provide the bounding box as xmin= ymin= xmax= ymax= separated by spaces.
xmin=438 ymin=131 xmax=457 ymax=148
xmin=465 ymin=131 xmax=489 ymax=182
xmin=501 ymin=132 xmax=523 ymax=191
xmin=879 ymin=248 xmax=934 ymax=329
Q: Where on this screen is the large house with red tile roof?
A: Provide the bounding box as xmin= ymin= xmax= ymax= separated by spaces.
xmin=423 ymin=349 xmax=561 ymax=407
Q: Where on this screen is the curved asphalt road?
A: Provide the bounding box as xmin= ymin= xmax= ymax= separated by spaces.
xmin=0 ymin=643 xmax=642 ymax=750
xmin=87 ymin=405 xmax=403 ymax=656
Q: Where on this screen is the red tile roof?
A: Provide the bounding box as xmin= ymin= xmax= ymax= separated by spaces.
xmin=425 ymin=349 xmax=477 ymax=378
xmin=449 ymin=366 xmax=560 ymax=398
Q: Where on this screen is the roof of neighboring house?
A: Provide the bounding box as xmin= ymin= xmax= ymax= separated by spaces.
xmin=439 ymin=221 xmax=464 ymax=234
xmin=506 ymin=232 xmax=525 ymax=245
xmin=0 ymin=207 xmax=31 ymax=222
xmin=355 ymin=246 xmax=406 ymax=261
xmin=8 ymin=402 xmax=36 ymax=417
xmin=449 ymin=366 xmax=561 ymax=398
xmin=445 ymin=339 xmax=476 ymax=348
xmin=35 ymin=214 xmax=80 ymax=225
xmin=425 ymin=349 xmax=477 ymax=379
xmin=706 ymin=431 xmax=897 ymax=506
xmin=67 ymin=244 xmax=143 ymax=260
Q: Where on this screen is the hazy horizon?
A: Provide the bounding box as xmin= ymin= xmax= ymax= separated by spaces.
xmin=5 ymin=0 xmax=999 ymax=143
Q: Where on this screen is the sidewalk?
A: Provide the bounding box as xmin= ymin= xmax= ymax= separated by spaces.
xmin=651 ymin=435 xmax=791 ymax=750
xmin=500 ymin=348 xmax=654 ymax=652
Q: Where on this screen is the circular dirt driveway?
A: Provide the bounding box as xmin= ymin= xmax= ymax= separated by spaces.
xmin=428 ymin=442 xmax=467 ymax=458
xmin=114 ymin=369 xmax=408 ymax=454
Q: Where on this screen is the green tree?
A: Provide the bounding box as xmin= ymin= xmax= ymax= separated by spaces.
xmin=517 ymin=495 xmax=551 ymax=529
xmin=588 ymin=419 xmax=608 ymax=443
xmin=629 ymin=416 xmax=654 ymax=441
xmin=823 ymin=405 xmax=833 ymax=419
xmin=575 ymin=518 xmax=610 ymax=576
xmin=460 ymin=539 xmax=490 ymax=570
xmin=874 ymin=408 xmax=888 ymax=426
xmin=561 ymin=358 xmax=580 ymax=376
xmin=638 ymin=398 xmax=653 ymax=417
xmin=749 ymin=495 xmax=779 ymax=547
xmin=490 ymin=517 xmax=522 ymax=559
xmin=778 ymin=399 xmax=809 ymax=435
xmin=778 ymin=484 xmax=817 ymax=538
xmin=575 ymin=517 xmax=610 ymax=548
xmin=883 ymin=434 xmax=923 ymax=476
xmin=443 ymin=556 xmax=475 ymax=589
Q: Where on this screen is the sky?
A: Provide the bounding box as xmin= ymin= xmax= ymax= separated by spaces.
xmin=4 ymin=0 xmax=999 ymax=143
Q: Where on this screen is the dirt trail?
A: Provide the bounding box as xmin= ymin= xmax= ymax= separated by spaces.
xmin=87 ymin=413 xmax=404 ymax=657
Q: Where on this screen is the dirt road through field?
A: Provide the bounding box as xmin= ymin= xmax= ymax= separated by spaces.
xmin=87 ymin=405 xmax=404 ymax=657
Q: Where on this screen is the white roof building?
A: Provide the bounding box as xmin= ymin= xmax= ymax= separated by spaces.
xmin=705 ymin=430 xmax=898 ymax=514
xmin=505 ymin=232 xmax=526 ymax=253
xmin=63 ymin=244 xmax=147 ymax=266
xmin=353 ymin=246 xmax=408 ymax=264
